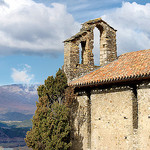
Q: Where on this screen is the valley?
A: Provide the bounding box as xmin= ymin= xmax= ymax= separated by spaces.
xmin=0 ymin=84 xmax=38 ymax=148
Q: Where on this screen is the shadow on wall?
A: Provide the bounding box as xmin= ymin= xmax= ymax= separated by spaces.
xmin=70 ymin=98 xmax=84 ymax=150
xmin=65 ymin=87 xmax=84 ymax=150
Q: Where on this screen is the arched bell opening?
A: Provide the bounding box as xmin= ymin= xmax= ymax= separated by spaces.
xmin=93 ymin=25 xmax=104 ymax=66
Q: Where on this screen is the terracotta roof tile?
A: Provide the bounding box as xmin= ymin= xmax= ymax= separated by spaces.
xmin=69 ymin=49 xmax=150 ymax=86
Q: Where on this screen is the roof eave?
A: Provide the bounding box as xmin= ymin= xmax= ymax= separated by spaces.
xmin=70 ymin=74 xmax=150 ymax=88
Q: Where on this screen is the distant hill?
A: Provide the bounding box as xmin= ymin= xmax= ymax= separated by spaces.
xmin=0 ymin=84 xmax=39 ymax=120
xmin=0 ymin=125 xmax=30 ymax=148
xmin=0 ymin=112 xmax=33 ymax=121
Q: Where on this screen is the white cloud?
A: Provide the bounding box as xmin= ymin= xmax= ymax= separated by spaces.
xmin=102 ymin=2 xmax=150 ymax=55
xmin=11 ymin=64 xmax=34 ymax=84
xmin=0 ymin=0 xmax=80 ymax=56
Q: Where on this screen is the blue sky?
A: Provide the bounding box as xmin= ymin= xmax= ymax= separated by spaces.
xmin=0 ymin=0 xmax=150 ymax=85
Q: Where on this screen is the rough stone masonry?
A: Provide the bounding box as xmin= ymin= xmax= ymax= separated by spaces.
xmin=64 ymin=18 xmax=150 ymax=150
xmin=64 ymin=18 xmax=117 ymax=82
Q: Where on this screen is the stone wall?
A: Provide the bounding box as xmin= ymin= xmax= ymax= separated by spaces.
xmin=64 ymin=18 xmax=117 ymax=82
xmin=91 ymin=87 xmax=134 ymax=150
xmin=71 ymin=81 xmax=150 ymax=150
xmin=137 ymin=82 xmax=150 ymax=150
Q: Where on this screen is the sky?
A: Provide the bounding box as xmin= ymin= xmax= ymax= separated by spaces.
xmin=0 ymin=0 xmax=150 ymax=85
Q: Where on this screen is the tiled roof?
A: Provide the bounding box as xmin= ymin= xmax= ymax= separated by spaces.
xmin=69 ymin=49 xmax=150 ymax=87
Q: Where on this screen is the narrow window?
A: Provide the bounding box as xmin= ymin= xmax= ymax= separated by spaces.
xmin=79 ymin=41 xmax=86 ymax=64
xmin=79 ymin=43 xmax=82 ymax=64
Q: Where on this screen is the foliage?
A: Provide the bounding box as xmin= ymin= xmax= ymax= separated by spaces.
xmin=25 ymin=69 xmax=71 ymax=150
xmin=37 ymin=68 xmax=67 ymax=104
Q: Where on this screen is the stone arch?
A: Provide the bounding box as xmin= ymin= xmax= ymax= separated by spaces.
xmin=64 ymin=18 xmax=117 ymax=82
xmin=82 ymin=19 xmax=117 ymax=67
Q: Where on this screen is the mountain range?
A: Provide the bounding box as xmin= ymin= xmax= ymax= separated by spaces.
xmin=0 ymin=84 xmax=39 ymax=121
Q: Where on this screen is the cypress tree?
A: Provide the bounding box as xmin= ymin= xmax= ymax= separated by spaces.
xmin=25 ymin=69 xmax=71 ymax=150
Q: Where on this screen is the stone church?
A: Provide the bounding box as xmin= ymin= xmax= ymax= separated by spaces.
xmin=63 ymin=18 xmax=150 ymax=150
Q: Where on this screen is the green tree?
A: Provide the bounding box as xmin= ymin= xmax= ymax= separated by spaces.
xmin=25 ymin=69 xmax=71 ymax=150
xmin=37 ymin=68 xmax=67 ymax=104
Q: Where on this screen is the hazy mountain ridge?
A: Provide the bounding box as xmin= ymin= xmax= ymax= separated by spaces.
xmin=0 ymin=84 xmax=39 ymax=116
xmin=0 ymin=112 xmax=33 ymax=121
